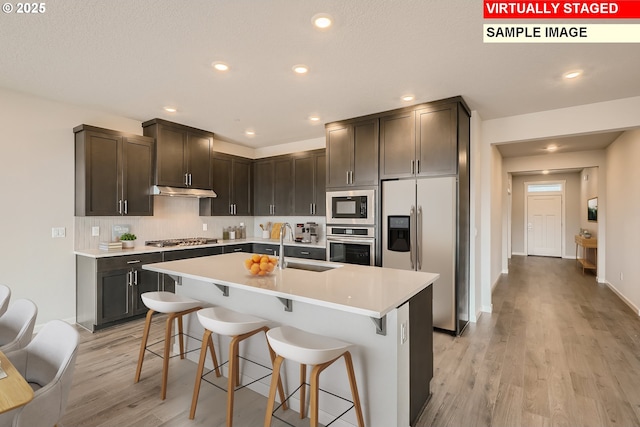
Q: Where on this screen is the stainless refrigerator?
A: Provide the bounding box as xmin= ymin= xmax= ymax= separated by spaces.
xmin=382 ymin=177 xmax=468 ymax=334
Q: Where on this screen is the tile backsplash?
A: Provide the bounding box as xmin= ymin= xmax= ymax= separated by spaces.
xmin=74 ymin=197 xmax=325 ymax=250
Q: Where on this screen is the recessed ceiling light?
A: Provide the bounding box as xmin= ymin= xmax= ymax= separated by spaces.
xmin=563 ymin=70 xmax=582 ymax=79
xmin=312 ymin=13 xmax=333 ymax=29
xmin=542 ymin=170 xmax=550 ymax=175
xmin=546 ymin=144 xmax=558 ymax=152
xmin=212 ymin=61 xmax=230 ymax=72
xmin=245 ymin=130 xmax=255 ymax=136
xmin=401 ymin=94 xmax=415 ymax=102
xmin=309 ymin=116 xmax=321 ymax=122
xmin=163 ymin=106 xmax=177 ymax=113
xmin=292 ymin=64 xmax=309 ymax=74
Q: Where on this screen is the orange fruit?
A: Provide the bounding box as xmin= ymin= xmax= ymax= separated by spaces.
xmin=266 ymin=263 xmax=274 ymax=272
xmin=250 ymin=263 xmax=261 ymax=275
xmin=260 ymin=262 xmax=269 ymax=271
xmin=260 ymin=256 xmax=269 ymax=264
xmin=252 ymin=254 xmax=261 ymax=262
xmin=258 ymin=270 xmax=266 ymax=276
xmin=244 ymin=258 xmax=253 ymax=270
xmin=269 ymin=256 xmax=277 ymax=263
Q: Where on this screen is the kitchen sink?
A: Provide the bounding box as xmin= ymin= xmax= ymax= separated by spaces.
xmin=285 ymin=261 xmax=341 ymax=272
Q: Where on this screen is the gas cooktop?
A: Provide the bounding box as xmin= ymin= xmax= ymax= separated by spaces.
xmin=145 ymin=237 xmax=218 ymax=247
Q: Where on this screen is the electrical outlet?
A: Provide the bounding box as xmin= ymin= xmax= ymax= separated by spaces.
xmin=51 ymin=227 xmax=66 ymax=238
xmin=620 ymin=272 xmax=624 ymax=281
xmin=92 ymin=226 xmax=100 ymax=236
xmin=202 ymin=223 xmax=208 ymax=231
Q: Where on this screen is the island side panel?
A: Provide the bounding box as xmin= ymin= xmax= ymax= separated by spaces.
xmin=176 ymin=276 xmax=404 ymax=427
xmin=409 ymin=285 xmax=433 ymax=425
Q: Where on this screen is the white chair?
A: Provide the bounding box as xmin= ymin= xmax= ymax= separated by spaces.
xmin=134 ymin=291 xmax=202 ymax=400
xmin=0 ymin=319 xmax=79 ymax=427
xmin=0 ymin=299 xmax=38 ymax=353
xmin=0 ymin=284 xmax=11 ymax=317
xmin=264 ymin=325 xmax=365 ymax=427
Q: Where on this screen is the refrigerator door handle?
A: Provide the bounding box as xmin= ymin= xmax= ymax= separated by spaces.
xmin=410 ymin=205 xmax=416 ymax=270
xmin=417 ymin=205 xmax=423 ymax=270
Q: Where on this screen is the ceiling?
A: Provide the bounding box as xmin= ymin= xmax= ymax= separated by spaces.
xmin=496 ymin=131 xmax=623 ymax=158
xmin=2 ymin=1 xmax=640 ymax=149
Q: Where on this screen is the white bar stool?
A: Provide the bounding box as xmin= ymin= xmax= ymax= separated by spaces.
xmin=190 ymin=306 xmax=287 ymax=427
xmin=134 ymin=291 xmax=202 ymax=400
xmin=264 ymin=325 xmax=365 ymax=427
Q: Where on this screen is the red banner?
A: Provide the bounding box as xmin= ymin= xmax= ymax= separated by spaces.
xmin=484 ymin=1 xmax=640 ymax=19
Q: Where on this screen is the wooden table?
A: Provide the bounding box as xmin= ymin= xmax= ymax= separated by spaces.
xmin=575 ymin=235 xmax=597 ymax=275
xmin=0 ymin=351 xmax=34 ymax=414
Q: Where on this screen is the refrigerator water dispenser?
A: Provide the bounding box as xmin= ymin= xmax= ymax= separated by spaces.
xmin=387 ymin=216 xmax=410 ymax=252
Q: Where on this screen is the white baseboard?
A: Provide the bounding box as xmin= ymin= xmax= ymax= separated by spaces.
xmin=605 ymin=281 xmax=640 ymax=316
xmin=34 ymin=316 xmax=76 ymax=334
xmin=563 ymin=255 xmax=577 ymax=260
xmin=511 ymin=252 xmax=526 ymax=256
xmin=481 ymin=304 xmax=493 ymax=313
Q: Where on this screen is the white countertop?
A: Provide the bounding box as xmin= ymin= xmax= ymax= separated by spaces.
xmin=142 ymin=252 xmax=438 ymax=318
xmin=74 ymin=237 xmax=326 ymax=258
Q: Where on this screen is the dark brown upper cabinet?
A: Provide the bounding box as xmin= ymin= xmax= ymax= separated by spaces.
xmin=380 ymin=102 xmax=458 ymax=179
xmin=325 ymin=118 xmax=378 ymax=189
xmin=200 ymin=152 xmax=252 ymax=216
xmin=142 ymin=119 xmax=213 ymax=189
xmin=253 ymin=156 xmax=293 ymax=216
xmin=292 ymin=150 xmax=326 ymax=216
xmin=74 ymin=125 xmax=154 ymax=216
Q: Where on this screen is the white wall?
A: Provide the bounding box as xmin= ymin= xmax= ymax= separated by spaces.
xmin=0 ymin=87 xmax=142 ymax=326
xmin=605 ymin=129 xmax=640 ymax=314
xmin=580 ymin=167 xmax=599 ymax=237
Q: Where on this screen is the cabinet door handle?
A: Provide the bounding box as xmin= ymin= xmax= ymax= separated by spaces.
xmin=411 ymin=160 xmax=415 ymax=175
xmin=234 ymin=204 xmax=237 ymax=215
xmin=127 ymin=260 xmax=141 ymax=264
xmin=346 ymin=171 xmax=350 ymax=185
xmin=118 ymin=200 xmax=123 ymax=215
xmin=133 ymin=270 xmax=138 ymax=285
xmin=310 ymin=203 xmax=313 ymax=215
xmin=416 ymin=159 xmax=420 ymax=174
xmin=229 ymin=204 xmax=233 ymax=215
xmin=233 ymin=248 xmax=242 ymax=252
xmin=185 ymin=173 xmax=189 ymax=186
xmin=124 ymin=200 xmax=128 ymax=215
xmin=127 ymin=271 xmax=132 ymax=286
xmin=266 ymin=248 xmax=273 ymax=253
xmin=189 ymin=173 xmax=193 ymax=186
xmin=301 ymin=251 xmax=310 ymax=255
xmin=350 ymin=171 xmax=354 ymax=184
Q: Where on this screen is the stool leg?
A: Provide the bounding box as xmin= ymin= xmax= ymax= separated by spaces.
xmin=264 ymin=328 xmax=288 ymax=411
xmin=309 ymin=364 xmax=323 ymax=427
xmin=134 ymin=309 xmax=155 ymax=383
xmin=227 ymin=335 xmax=242 ymax=427
xmin=190 ymin=329 xmax=212 ymax=420
xmin=161 ymin=312 xmax=177 ymax=400
xmin=299 ymin=363 xmax=307 ymax=419
xmin=264 ymin=355 xmax=284 ymax=427
xmin=343 ymin=351 xmax=365 ymax=427
xmin=178 ymin=314 xmax=185 ymax=359
xmin=208 ymin=331 xmax=222 ymax=377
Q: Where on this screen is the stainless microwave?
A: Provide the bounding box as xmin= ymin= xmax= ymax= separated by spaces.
xmin=326 ymin=189 xmax=375 ymax=225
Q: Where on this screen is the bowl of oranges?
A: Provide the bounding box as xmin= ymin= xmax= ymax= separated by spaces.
xmin=244 ymin=254 xmax=278 ymax=276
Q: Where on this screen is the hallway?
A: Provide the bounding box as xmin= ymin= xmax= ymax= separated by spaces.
xmin=418 ymin=255 xmax=640 ymax=427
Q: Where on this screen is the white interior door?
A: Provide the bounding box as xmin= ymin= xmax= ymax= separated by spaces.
xmin=527 ymin=194 xmax=562 ymax=257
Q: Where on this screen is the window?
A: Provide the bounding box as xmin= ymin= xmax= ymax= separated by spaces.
xmin=527 ymin=183 xmax=562 ymax=193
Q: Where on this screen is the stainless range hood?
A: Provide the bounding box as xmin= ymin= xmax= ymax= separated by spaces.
xmin=152 ymin=185 xmax=217 ymax=198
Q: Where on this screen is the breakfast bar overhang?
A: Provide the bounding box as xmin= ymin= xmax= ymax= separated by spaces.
xmin=143 ymin=252 xmax=438 ymax=427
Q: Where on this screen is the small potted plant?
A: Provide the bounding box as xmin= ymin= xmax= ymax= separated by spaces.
xmin=120 ymin=232 xmax=137 ymax=248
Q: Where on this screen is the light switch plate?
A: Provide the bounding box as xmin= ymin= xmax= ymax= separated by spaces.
xmin=92 ymin=226 xmax=100 ymax=236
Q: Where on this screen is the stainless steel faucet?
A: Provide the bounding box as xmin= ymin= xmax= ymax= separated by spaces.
xmin=278 ymin=222 xmax=294 ymax=269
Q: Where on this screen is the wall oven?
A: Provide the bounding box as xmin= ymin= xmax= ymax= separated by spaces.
xmin=326 ymin=189 xmax=375 ymax=226
xmin=326 ymin=226 xmax=375 ymax=266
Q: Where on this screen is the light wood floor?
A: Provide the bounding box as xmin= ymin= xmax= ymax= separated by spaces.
xmin=61 ymin=256 xmax=640 ymax=427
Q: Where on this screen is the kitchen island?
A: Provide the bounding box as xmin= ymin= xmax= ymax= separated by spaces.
xmin=143 ymin=252 xmax=438 ymax=427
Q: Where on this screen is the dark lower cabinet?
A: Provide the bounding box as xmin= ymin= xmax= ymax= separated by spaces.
xmin=161 ymin=247 xmax=223 ymax=292
xmin=77 ymin=253 xmax=162 ymax=331
xmin=253 ymin=243 xmax=278 ymax=256
xmin=284 ymin=246 xmax=326 ymax=261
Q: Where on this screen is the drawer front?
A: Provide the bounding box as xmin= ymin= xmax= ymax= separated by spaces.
xmin=223 ymin=244 xmax=252 ymax=254
xmin=163 ymin=247 xmax=223 ymax=261
xmin=97 ymin=253 xmax=162 ymax=272
xmin=253 ymin=243 xmax=278 ymax=256
xmin=284 ymin=246 xmax=326 ymax=261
